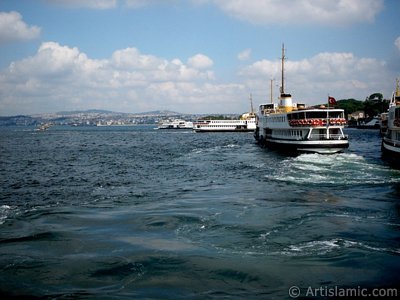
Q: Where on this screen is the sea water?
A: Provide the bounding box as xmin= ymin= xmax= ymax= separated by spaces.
xmin=0 ymin=126 xmax=399 ymax=299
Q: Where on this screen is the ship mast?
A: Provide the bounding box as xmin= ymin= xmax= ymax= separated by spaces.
xmin=270 ymin=79 xmax=274 ymax=103
xmin=280 ymin=43 xmax=285 ymax=95
xmin=278 ymin=44 xmax=292 ymax=112
xmin=249 ymin=93 xmax=254 ymax=114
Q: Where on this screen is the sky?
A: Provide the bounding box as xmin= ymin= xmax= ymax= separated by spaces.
xmin=0 ymin=0 xmax=399 ymax=116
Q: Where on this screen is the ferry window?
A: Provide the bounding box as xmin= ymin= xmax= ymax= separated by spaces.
xmin=395 ymin=108 xmax=400 ymax=119
xmin=330 ymin=129 xmax=339 ymax=135
xmin=310 ymin=111 xmax=327 ymax=119
xmin=328 ymin=111 xmax=342 ymax=118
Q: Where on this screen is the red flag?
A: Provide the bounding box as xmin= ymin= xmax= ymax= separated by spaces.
xmin=328 ymin=96 xmax=337 ymax=105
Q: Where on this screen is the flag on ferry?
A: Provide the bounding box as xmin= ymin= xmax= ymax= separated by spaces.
xmin=328 ymin=96 xmax=337 ymax=105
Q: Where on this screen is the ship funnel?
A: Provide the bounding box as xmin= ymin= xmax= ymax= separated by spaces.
xmin=280 ymin=93 xmax=293 ymax=112
xmin=278 ymin=44 xmax=292 ymax=112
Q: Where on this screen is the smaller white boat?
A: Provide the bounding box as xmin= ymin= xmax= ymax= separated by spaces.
xmin=381 ymin=79 xmax=400 ymax=166
xmin=35 ymin=123 xmax=52 ymax=131
xmin=193 ymin=95 xmax=256 ymax=132
xmin=157 ymin=119 xmax=193 ymax=129
xmin=193 ymin=111 xmax=256 ymax=132
xmin=379 ymin=113 xmax=388 ymax=136
xmin=357 ymin=117 xmax=380 ymax=129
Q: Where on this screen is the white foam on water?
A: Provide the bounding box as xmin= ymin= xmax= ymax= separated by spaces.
xmin=267 ymin=152 xmax=400 ymax=186
xmin=283 ymin=240 xmax=341 ymax=256
xmin=281 ymin=238 xmax=400 ymax=257
xmin=224 ymin=144 xmax=239 ymax=148
xmin=0 ymin=205 xmax=12 ymax=224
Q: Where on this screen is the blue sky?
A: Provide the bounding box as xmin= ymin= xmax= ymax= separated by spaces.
xmin=0 ymin=0 xmax=399 ymax=115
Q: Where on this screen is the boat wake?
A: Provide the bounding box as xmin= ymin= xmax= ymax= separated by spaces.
xmin=281 ymin=238 xmax=400 ymax=257
xmin=267 ymin=153 xmax=400 ymax=186
xmin=0 ymin=205 xmax=12 ymax=225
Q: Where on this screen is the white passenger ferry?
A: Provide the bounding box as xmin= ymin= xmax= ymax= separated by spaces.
xmin=254 ymin=45 xmax=349 ymax=154
xmin=157 ymin=119 xmax=193 ymax=129
xmin=193 ymin=95 xmax=256 ymax=132
xmin=381 ymin=79 xmax=400 ymax=165
xmin=193 ymin=112 xmax=256 ymax=132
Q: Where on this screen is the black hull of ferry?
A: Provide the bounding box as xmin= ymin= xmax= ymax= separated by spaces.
xmin=158 ymin=127 xmax=193 ymax=130
xmin=194 ymin=129 xmax=255 ymax=133
xmin=381 ymin=139 xmax=400 ymax=168
xmin=256 ymin=136 xmax=349 ymax=154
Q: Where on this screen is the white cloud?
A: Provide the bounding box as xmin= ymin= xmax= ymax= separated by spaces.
xmin=45 ymin=0 xmax=117 ymax=9
xmin=238 ymin=48 xmax=251 ymax=61
xmin=0 ymin=42 xmax=226 ymax=115
xmin=395 ymin=37 xmax=400 ymax=51
xmin=205 ymin=0 xmax=384 ymax=26
xmin=124 ymin=0 xmax=179 ymax=8
xmin=0 ymin=11 xmax=41 ymax=43
xmin=47 ymin=0 xmax=179 ymax=9
xmin=239 ymin=51 xmax=391 ymax=105
xmin=187 ymin=54 xmax=214 ymax=69
xmin=42 ymin=0 xmax=385 ymax=27
xmin=1 ymin=42 xmax=397 ymax=116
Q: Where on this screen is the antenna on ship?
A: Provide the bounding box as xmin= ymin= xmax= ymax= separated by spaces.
xmin=278 ymin=43 xmax=292 ymax=112
xmin=249 ymin=93 xmax=254 ymax=114
xmin=270 ymin=79 xmax=274 ymax=104
xmin=280 ymin=43 xmax=286 ymax=95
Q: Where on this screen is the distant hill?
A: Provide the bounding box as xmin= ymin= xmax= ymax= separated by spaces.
xmin=135 ymin=110 xmax=182 ymax=116
xmin=53 ymin=109 xmax=183 ymax=116
xmin=0 ymin=109 xmax=196 ymax=126
xmin=0 ymin=115 xmax=39 ymax=126
xmin=56 ymin=109 xmax=115 ymax=115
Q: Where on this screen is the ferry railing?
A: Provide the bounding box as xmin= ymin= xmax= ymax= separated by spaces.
xmin=288 ymin=118 xmax=347 ymax=127
xmin=383 ymin=137 xmax=399 ymax=144
xmin=308 ymin=133 xmax=347 ymax=140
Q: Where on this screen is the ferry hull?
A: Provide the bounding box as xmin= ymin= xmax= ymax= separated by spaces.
xmin=158 ymin=127 xmax=192 ymax=130
xmin=381 ymin=139 xmax=400 ymax=168
xmin=194 ymin=128 xmax=255 ymax=133
xmin=257 ymin=137 xmax=349 ymax=154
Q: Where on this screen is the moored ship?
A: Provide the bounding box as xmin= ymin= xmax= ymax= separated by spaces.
xmin=193 ymin=113 xmax=256 ymax=132
xmin=157 ymin=119 xmax=193 ymax=129
xmin=193 ymin=95 xmax=256 ymax=132
xmin=254 ymin=45 xmax=349 ymax=154
xmin=381 ymin=79 xmax=400 ymax=166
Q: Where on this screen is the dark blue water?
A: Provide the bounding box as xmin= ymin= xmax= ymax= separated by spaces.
xmin=0 ymin=126 xmax=399 ymax=299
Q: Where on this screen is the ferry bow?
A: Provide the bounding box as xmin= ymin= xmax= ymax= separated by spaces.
xmin=381 ymin=78 xmax=400 ymax=166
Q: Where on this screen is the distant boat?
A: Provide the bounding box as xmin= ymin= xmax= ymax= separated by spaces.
xmin=193 ymin=95 xmax=256 ymax=132
xmin=157 ymin=119 xmax=193 ymax=130
xmin=356 ymin=117 xmax=380 ymax=129
xmin=381 ymin=79 xmax=400 ymax=166
xmin=254 ymin=44 xmax=349 ymax=154
xmin=35 ymin=123 xmax=52 ymax=131
xmin=379 ymin=113 xmax=388 ymax=135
